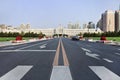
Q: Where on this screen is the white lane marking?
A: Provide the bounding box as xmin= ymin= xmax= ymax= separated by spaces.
xmin=16 ymin=41 xmax=48 ymax=50
xmin=0 ymin=66 xmax=33 ymax=80
xmin=103 ymin=58 xmax=113 ymax=63
xmin=3 ymin=47 xmax=14 ymax=49
xmin=86 ymin=52 xmax=100 ymax=60
xmin=89 ymin=66 xmax=120 ymax=80
xmin=0 ymin=50 xmax=56 ymax=52
xmin=40 ymin=44 xmax=47 ymax=49
xmin=50 ymin=66 xmax=72 ymax=80
xmin=118 ymin=49 xmax=120 ymax=50
xmin=115 ymin=53 xmax=120 ymax=56
xmin=81 ymin=47 xmax=91 ymax=52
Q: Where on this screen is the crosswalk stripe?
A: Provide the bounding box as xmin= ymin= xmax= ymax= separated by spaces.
xmin=0 ymin=66 xmax=33 ymax=80
xmin=89 ymin=66 xmax=120 ymax=80
xmin=50 ymin=66 xmax=72 ymax=80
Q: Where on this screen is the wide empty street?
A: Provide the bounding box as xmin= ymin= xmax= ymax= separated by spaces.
xmin=0 ymin=38 xmax=120 ymax=80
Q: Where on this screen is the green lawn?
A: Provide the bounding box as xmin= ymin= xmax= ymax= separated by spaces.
xmin=91 ymin=37 xmax=120 ymax=42
xmin=0 ymin=37 xmax=32 ymax=42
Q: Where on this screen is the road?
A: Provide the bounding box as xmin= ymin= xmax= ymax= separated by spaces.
xmin=0 ymin=38 xmax=120 ymax=80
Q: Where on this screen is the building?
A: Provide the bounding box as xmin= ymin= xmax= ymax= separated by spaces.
xmin=0 ymin=24 xmax=7 ymax=30
xmin=67 ymin=22 xmax=80 ymax=29
xmin=19 ymin=24 xmax=30 ymax=30
xmin=101 ymin=10 xmax=115 ymax=32
xmin=87 ymin=22 xmax=95 ymax=29
xmin=97 ymin=19 xmax=103 ymax=30
xmin=0 ymin=24 xmax=102 ymax=36
xmin=115 ymin=10 xmax=120 ymax=32
xmin=83 ymin=24 xmax=88 ymax=29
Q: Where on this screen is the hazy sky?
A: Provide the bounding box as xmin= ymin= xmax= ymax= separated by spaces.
xmin=0 ymin=0 xmax=120 ymax=28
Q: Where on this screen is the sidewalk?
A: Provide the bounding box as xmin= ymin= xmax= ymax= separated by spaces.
xmin=0 ymin=38 xmax=51 ymax=47
xmin=0 ymin=41 xmax=27 ymax=47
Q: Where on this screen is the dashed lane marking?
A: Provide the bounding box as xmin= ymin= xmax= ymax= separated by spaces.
xmin=89 ymin=66 xmax=120 ymax=80
xmin=0 ymin=65 xmax=33 ymax=80
xmin=81 ymin=47 xmax=91 ymax=53
xmin=103 ymin=58 xmax=113 ymax=63
xmin=115 ymin=53 xmax=120 ymax=56
xmin=85 ymin=52 xmax=100 ymax=60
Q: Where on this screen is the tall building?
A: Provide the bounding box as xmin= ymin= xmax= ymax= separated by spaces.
xmin=115 ymin=10 xmax=120 ymax=32
xmin=102 ymin=10 xmax=115 ymax=32
xmin=97 ymin=19 xmax=103 ymax=30
xmin=67 ymin=22 xmax=80 ymax=29
xmin=26 ymin=24 xmax=30 ymax=29
xmin=87 ymin=22 xmax=95 ymax=29
xmin=20 ymin=24 xmax=30 ymax=30
xmin=83 ymin=24 xmax=88 ymax=29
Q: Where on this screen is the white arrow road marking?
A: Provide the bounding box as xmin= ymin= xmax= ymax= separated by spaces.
xmin=103 ymin=58 xmax=113 ymax=63
xmin=40 ymin=44 xmax=47 ymax=49
xmin=115 ymin=53 xmax=120 ymax=56
xmin=89 ymin=66 xmax=120 ymax=80
xmin=16 ymin=41 xmax=48 ymax=50
xmin=81 ymin=47 xmax=91 ymax=52
xmin=50 ymin=66 xmax=72 ymax=80
xmin=0 ymin=66 xmax=33 ymax=80
xmin=86 ymin=52 xmax=100 ymax=60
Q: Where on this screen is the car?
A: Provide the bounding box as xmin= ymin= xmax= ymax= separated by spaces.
xmin=71 ymin=36 xmax=79 ymax=40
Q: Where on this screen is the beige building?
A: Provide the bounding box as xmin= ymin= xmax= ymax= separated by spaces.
xmin=67 ymin=22 xmax=80 ymax=29
xmin=115 ymin=10 xmax=120 ymax=32
xmin=102 ymin=10 xmax=115 ymax=32
xmin=0 ymin=24 xmax=102 ymax=36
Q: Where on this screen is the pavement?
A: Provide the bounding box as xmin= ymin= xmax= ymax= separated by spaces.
xmin=0 ymin=38 xmax=49 ymax=47
xmin=0 ymin=38 xmax=120 ymax=80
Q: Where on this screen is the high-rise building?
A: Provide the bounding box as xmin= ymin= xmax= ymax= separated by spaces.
xmin=83 ymin=24 xmax=88 ymax=29
xmin=20 ymin=24 xmax=30 ymax=30
xmin=115 ymin=10 xmax=120 ymax=32
xmin=26 ymin=24 xmax=30 ymax=29
xmin=87 ymin=22 xmax=95 ymax=29
xmin=102 ymin=10 xmax=115 ymax=32
xmin=97 ymin=19 xmax=103 ymax=30
xmin=67 ymin=22 xmax=80 ymax=29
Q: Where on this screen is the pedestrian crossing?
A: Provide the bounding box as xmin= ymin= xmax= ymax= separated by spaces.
xmin=89 ymin=66 xmax=120 ymax=80
xmin=0 ymin=66 xmax=33 ymax=80
xmin=0 ymin=65 xmax=119 ymax=80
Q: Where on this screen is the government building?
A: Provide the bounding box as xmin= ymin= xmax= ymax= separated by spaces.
xmin=0 ymin=24 xmax=102 ymax=36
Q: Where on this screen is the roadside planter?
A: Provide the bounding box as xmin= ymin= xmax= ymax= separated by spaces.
xmin=12 ymin=36 xmax=23 ymax=43
xmin=100 ymin=36 xmax=112 ymax=43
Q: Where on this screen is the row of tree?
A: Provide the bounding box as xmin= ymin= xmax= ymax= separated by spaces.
xmin=0 ymin=32 xmax=45 ymax=37
xmin=78 ymin=31 xmax=120 ymax=37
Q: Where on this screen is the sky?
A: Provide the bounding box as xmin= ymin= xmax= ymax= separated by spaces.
xmin=0 ymin=0 xmax=120 ymax=28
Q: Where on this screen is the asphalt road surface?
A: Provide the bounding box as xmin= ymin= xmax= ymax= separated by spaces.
xmin=0 ymin=38 xmax=120 ymax=80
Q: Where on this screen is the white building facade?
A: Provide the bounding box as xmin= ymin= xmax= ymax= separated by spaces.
xmin=0 ymin=24 xmax=102 ymax=36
